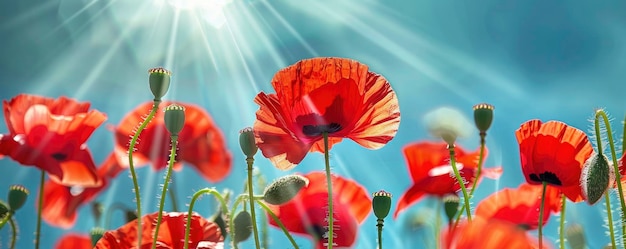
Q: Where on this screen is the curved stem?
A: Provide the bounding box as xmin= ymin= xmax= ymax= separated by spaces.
xmin=8 ymin=215 xmax=16 ymax=249
xmin=246 ymin=158 xmax=262 ymax=249
xmin=559 ymin=195 xmax=566 ymax=249
xmin=35 ymin=170 xmax=44 ymax=249
xmin=230 ymin=194 xmax=247 ymax=249
xmin=605 ymin=193 xmax=616 ymax=249
xmin=448 ymin=144 xmax=472 ymax=222
xmin=104 ymin=202 xmax=131 ymax=229
xmin=255 ymin=200 xmax=300 ymax=249
xmin=377 ymin=219 xmax=383 ymax=249
xmin=322 ymin=132 xmax=334 ymax=248
xmin=168 ymin=175 xmax=178 ymax=212
xmin=128 ymin=100 xmax=160 ymax=247
xmin=538 ymin=181 xmax=547 ymax=249
xmin=184 ymin=188 xmax=229 ymax=249
xmin=468 ymin=134 xmax=486 ymax=199
xmin=151 ymin=135 xmax=179 ymax=249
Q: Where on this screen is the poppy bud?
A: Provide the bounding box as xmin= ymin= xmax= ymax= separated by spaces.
xmin=90 ymin=227 xmax=105 ymax=246
xmin=148 ymin=67 xmax=171 ymax=101
xmin=473 ymin=103 xmax=494 ymax=133
xmin=8 ymin=185 xmax=29 ymax=211
xmin=372 ymin=190 xmax=392 ymax=220
xmin=91 ymin=202 xmax=104 ymax=223
xmin=581 ymin=152 xmax=611 ymax=205
xmin=233 ymin=210 xmax=252 ymax=244
xmin=443 ymin=194 xmax=460 ymax=223
xmin=125 ymin=210 xmax=138 ymax=222
xmin=565 ymin=224 xmax=586 ymax=249
xmin=0 ymin=200 xmax=9 ymax=218
xmin=263 ymin=174 xmax=309 ymax=205
xmin=424 ymin=107 xmax=472 ymax=145
xmin=239 ymin=127 xmax=258 ymax=159
xmin=164 ymin=104 xmax=186 ymax=136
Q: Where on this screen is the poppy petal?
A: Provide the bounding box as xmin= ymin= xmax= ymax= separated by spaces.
xmin=54 ymin=233 xmax=92 ymax=249
xmin=442 ymin=217 xmax=545 ymax=249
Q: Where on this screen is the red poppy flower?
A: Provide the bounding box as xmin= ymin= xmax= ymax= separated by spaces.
xmin=0 ymin=94 xmax=106 ymax=187
xmin=42 ymin=154 xmax=124 ymax=228
xmin=113 ymin=101 xmax=232 ymax=182
xmin=475 ymin=183 xmax=562 ymax=230
xmin=267 ymin=171 xmax=371 ymax=249
xmin=54 ymin=233 xmax=92 ymax=249
xmin=515 ymin=120 xmax=593 ymax=202
xmin=253 ymin=57 xmax=401 ymax=170
xmin=94 ymin=212 xmax=224 ymax=249
xmin=394 ymin=141 xmax=502 ymax=218
xmin=442 ymin=217 xmax=545 ymax=249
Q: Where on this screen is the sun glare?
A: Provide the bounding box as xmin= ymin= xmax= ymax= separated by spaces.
xmin=154 ymin=0 xmax=232 ymax=28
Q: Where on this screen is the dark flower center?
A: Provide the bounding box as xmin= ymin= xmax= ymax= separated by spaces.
xmin=51 ymin=153 xmax=67 ymax=161
xmin=307 ymin=224 xmax=327 ymax=241
xmin=529 ymin=171 xmax=562 ymax=186
xmin=302 ymin=123 xmax=342 ymax=137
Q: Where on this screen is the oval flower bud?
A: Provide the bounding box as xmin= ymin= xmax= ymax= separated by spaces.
xmin=90 ymin=227 xmax=105 ymax=246
xmin=233 ymin=210 xmax=252 ymax=244
xmin=149 ymin=67 xmax=171 ymax=101
xmin=239 ymin=127 xmax=258 ymax=159
xmin=8 ymin=185 xmax=29 ymax=211
xmin=580 ymin=152 xmax=612 ymax=205
xmin=443 ymin=194 xmax=460 ymax=223
xmin=565 ymin=224 xmax=586 ymax=249
xmin=164 ymin=104 xmax=186 ymax=136
xmin=424 ymin=107 xmax=472 ymax=145
xmin=473 ymin=103 xmax=494 ymax=133
xmin=372 ymin=190 xmax=392 ymax=220
xmin=263 ymin=174 xmax=309 ymax=205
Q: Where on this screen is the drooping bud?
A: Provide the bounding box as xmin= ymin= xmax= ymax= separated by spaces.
xmin=565 ymin=224 xmax=586 ymax=249
xmin=148 ymin=67 xmax=171 ymax=101
xmin=424 ymin=107 xmax=473 ymax=145
xmin=581 ymin=152 xmax=612 ymax=205
xmin=372 ymin=190 xmax=392 ymax=220
xmin=473 ymin=103 xmax=494 ymax=133
xmin=233 ymin=210 xmax=252 ymax=244
xmin=239 ymin=127 xmax=258 ymax=159
xmin=443 ymin=194 xmax=460 ymax=223
xmin=8 ymin=185 xmax=29 ymax=211
xmin=164 ymin=104 xmax=186 ymax=136
xmin=263 ymin=175 xmax=309 ymax=205
xmin=90 ymin=227 xmax=105 ymax=246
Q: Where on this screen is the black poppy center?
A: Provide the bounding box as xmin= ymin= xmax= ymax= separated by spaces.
xmin=529 ymin=171 xmax=562 ymax=186
xmin=307 ymin=224 xmax=328 ymax=241
xmin=51 ymin=153 xmax=67 ymax=161
xmin=302 ymin=123 xmax=342 ymax=137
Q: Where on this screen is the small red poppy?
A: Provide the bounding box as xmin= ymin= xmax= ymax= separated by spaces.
xmin=114 ymin=101 xmax=232 ymax=183
xmin=394 ymin=141 xmax=502 ymax=218
xmin=94 ymin=212 xmax=224 ymax=249
xmin=0 ymin=94 xmax=106 ymax=187
xmin=253 ymin=57 xmax=401 ymax=170
xmin=515 ymin=120 xmax=593 ymax=202
xmin=42 ymin=154 xmax=124 ymax=228
xmin=54 ymin=233 xmax=92 ymax=249
xmin=442 ymin=217 xmax=545 ymax=249
xmin=475 ymin=183 xmax=562 ymax=230
xmin=266 ymin=171 xmax=371 ymax=249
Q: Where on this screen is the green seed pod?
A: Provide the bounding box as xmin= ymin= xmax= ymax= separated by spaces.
xmin=90 ymin=227 xmax=105 ymax=246
xmin=443 ymin=194 xmax=460 ymax=223
xmin=372 ymin=190 xmax=392 ymax=220
xmin=565 ymin=224 xmax=586 ymax=249
xmin=8 ymin=185 xmax=29 ymax=211
xmin=239 ymin=127 xmax=258 ymax=159
xmin=473 ymin=103 xmax=494 ymax=133
xmin=263 ymin=175 xmax=309 ymax=205
xmin=148 ymin=67 xmax=171 ymax=101
xmin=164 ymin=104 xmax=186 ymax=136
xmin=233 ymin=210 xmax=252 ymax=244
xmin=581 ymin=152 xmax=611 ymax=205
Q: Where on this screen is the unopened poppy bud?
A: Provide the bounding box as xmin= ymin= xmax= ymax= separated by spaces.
xmin=90 ymin=227 xmax=105 ymax=246
xmin=424 ymin=107 xmax=472 ymax=145
xmin=125 ymin=210 xmax=138 ymax=222
xmin=581 ymin=152 xmax=611 ymax=205
xmin=233 ymin=210 xmax=252 ymax=244
xmin=372 ymin=190 xmax=392 ymax=220
xmin=0 ymin=200 xmax=9 ymax=218
xmin=148 ymin=67 xmax=171 ymax=101
xmin=263 ymin=175 xmax=309 ymax=205
xmin=164 ymin=104 xmax=185 ymax=136
xmin=239 ymin=127 xmax=258 ymax=159
xmin=443 ymin=194 xmax=460 ymax=223
xmin=565 ymin=224 xmax=586 ymax=249
xmin=91 ymin=202 xmax=104 ymax=223
xmin=473 ymin=103 xmax=494 ymax=133
xmin=8 ymin=185 xmax=29 ymax=211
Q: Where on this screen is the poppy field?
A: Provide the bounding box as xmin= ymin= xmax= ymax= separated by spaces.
xmin=1 ymin=1 xmax=625 ymax=249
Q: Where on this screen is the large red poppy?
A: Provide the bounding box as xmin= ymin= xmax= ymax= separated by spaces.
xmin=42 ymin=154 xmax=124 ymax=228
xmin=54 ymin=233 xmax=92 ymax=249
xmin=266 ymin=171 xmax=371 ymax=249
xmin=94 ymin=212 xmax=224 ymax=249
xmin=475 ymin=183 xmax=562 ymax=230
xmin=515 ymin=120 xmax=593 ymax=202
xmin=0 ymin=94 xmax=106 ymax=187
xmin=114 ymin=101 xmax=231 ymax=183
xmin=442 ymin=217 xmax=545 ymax=249
xmin=394 ymin=141 xmax=502 ymax=218
xmin=253 ymin=57 xmax=401 ymax=170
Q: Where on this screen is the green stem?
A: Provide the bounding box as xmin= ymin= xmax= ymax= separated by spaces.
xmin=104 ymin=202 xmax=131 ymax=229
xmin=256 ymin=173 xmax=269 ymax=249
xmin=184 ymin=188 xmax=229 ymax=249
xmin=595 ymin=110 xmax=626 ymax=244
xmin=622 ymin=114 xmax=625 ymax=154
xmin=35 ymin=170 xmax=44 ymax=249
xmin=151 ymin=135 xmax=179 ymax=249
xmin=468 ymin=134 xmax=487 ymax=199
xmin=377 ymin=219 xmax=383 ymax=249
xmin=246 ymin=158 xmax=262 ymax=249
xmin=169 ymin=174 xmax=178 ymax=212
xmin=230 ymin=194 xmax=247 ymax=249
xmin=605 ymin=193 xmax=617 ymax=249
xmin=538 ymin=181 xmax=547 ymax=249
xmin=322 ymin=132 xmax=334 ymax=249
xmin=255 ymin=200 xmax=300 ymax=249
xmin=128 ymin=100 xmax=160 ymax=247
xmin=448 ymin=144 xmax=472 ymax=222
xmin=8 ymin=215 xmax=16 ymax=249
xmin=435 ymin=199 xmax=442 ymax=249
xmin=559 ymin=195 xmax=566 ymax=249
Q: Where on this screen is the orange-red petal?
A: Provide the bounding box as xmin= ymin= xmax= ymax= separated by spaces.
xmin=54 ymin=233 xmax=92 ymax=249
xmin=442 ymin=217 xmax=545 ymax=249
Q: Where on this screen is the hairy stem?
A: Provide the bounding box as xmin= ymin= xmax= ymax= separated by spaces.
xmin=184 ymin=188 xmax=229 ymax=249
xmin=323 ymin=132 xmax=334 ymax=248
xmin=448 ymin=144 xmax=472 ymax=222
xmin=538 ymin=181 xmax=547 ymax=249
xmin=605 ymin=193 xmax=617 ymax=249
xmin=35 ymin=170 xmax=44 ymax=249
xmin=246 ymin=158 xmax=262 ymax=249
xmin=256 ymin=200 xmax=300 ymax=249
xmin=559 ymin=195 xmax=566 ymax=249
xmin=152 ymin=136 xmax=179 ymax=249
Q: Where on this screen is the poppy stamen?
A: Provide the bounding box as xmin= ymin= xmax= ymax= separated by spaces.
xmin=529 ymin=172 xmax=562 ymax=186
xmin=302 ymin=123 xmax=342 ymax=137
xmin=51 ymin=153 xmax=67 ymax=161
